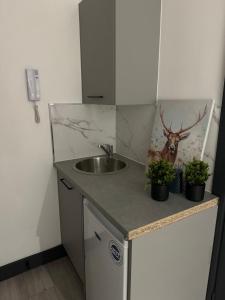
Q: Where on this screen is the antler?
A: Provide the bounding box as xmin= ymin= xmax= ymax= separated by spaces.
xmin=178 ymin=104 xmax=207 ymax=134
xmin=160 ymin=105 xmax=172 ymax=133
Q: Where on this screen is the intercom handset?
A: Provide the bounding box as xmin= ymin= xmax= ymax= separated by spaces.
xmin=25 ymin=69 xmax=41 ymax=123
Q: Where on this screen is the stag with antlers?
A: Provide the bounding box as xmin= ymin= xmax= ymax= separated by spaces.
xmin=148 ymin=105 xmax=207 ymax=165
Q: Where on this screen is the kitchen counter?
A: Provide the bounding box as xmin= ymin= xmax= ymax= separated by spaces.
xmin=54 ymin=155 xmax=218 ymax=240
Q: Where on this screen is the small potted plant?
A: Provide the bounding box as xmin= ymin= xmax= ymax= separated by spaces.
xmin=146 ymin=159 xmax=176 ymax=201
xmin=185 ymin=159 xmax=210 ymax=202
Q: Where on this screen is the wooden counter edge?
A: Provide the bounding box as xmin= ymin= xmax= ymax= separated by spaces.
xmin=128 ymin=197 xmax=219 ymax=240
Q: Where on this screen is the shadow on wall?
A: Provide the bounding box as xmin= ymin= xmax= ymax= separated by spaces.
xmin=37 ymin=167 xmax=61 ymax=252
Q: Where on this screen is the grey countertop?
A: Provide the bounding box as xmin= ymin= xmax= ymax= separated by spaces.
xmin=54 ymin=155 xmax=218 ymax=240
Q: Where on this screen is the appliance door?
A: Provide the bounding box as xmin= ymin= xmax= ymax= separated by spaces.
xmin=84 ymin=200 xmax=128 ymax=300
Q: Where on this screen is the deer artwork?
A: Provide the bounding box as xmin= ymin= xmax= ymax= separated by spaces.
xmin=148 ymin=105 xmax=208 ymax=165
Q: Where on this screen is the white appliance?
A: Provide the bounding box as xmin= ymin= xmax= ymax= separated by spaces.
xmin=84 ymin=199 xmax=128 ymax=300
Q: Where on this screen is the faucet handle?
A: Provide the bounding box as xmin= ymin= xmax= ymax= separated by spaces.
xmin=98 ymin=144 xmax=113 ymax=157
xmin=98 ymin=143 xmax=112 ymax=149
xmin=107 ymin=144 xmax=113 ymax=152
xmin=107 ymin=144 xmax=114 ymax=153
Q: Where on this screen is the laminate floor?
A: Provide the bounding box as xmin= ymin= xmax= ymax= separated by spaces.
xmin=0 ymin=257 xmax=84 ymax=300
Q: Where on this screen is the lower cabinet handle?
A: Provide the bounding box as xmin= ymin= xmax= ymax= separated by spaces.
xmin=94 ymin=231 xmax=102 ymax=241
xmin=60 ymin=178 xmax=73 ymax=190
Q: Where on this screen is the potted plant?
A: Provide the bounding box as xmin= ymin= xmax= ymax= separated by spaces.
xmin=185 ymin=159 xmax=210 ymax=202
xmin=146 ymin=159 xmax=175 ymax=201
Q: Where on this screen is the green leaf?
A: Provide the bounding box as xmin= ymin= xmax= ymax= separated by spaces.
xmin=146 ymin=159 xmax=176 ymax=185
xmin=185 ymin=158 xmax=210 ymax=185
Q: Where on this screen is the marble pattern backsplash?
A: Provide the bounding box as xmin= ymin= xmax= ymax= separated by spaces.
xmin=49 ymin=103 xmax=156 ymax=164
xmin=49 ymin=101 xmax=220 ymax=192
xmin=116 ymin=104 xmax=156 ymax=164
xmin=49 ymin=104 xmax=116 ymax=162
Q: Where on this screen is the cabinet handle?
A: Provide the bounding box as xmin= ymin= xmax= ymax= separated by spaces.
xmin=60 ymin=178 xmax=73 ymax=190
xmin=94 ymin=231 xmax=102 ymax=241
xmin=87 ymin=96 xmax=104 ymax=99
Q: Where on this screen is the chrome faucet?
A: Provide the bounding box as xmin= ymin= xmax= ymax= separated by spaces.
xmin=98 ymin=144 xmax=113 ymax=158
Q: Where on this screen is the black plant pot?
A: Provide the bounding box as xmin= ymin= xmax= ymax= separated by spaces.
xmin=151 ymin=184 xmax=169 ymax=201
xmin=169 ymin=168 xmax=183 ymax=194
xmin=185 ymin=182 xmax=205 ymax=202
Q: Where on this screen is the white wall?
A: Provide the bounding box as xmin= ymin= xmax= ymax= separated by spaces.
xmin=158 ymin=0 xmax=225 ymax=189
xmin=158 ymin=0 xmax=225 ymax=101
xmin=0 ymin=0 xmax=82 ymax=266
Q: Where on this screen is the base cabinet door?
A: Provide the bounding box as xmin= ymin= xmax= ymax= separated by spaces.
xmin=58 ymin=173 xmax=84 ymax=282
xmin=130 ymin=207 xmax=217 ymax=300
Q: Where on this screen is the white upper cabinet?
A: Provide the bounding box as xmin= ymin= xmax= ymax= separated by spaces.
xmin=79 ymin=0 xmax=161 ymax=105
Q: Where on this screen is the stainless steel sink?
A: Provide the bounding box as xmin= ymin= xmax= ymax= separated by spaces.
xmin=74 ymin=156 xmax=127 ymax=174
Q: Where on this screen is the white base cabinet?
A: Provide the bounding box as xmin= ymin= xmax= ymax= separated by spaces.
xmin=129 ymin=206 xmax=217 ymax=300
xmin=57 ymin=175 xmax=217 ymax=299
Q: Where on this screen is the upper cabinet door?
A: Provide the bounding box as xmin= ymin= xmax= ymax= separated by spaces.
xmin=79 ymin=0 xmax=115 ymax=105
xmin=115 ymin=0 xmax=161 ymax=105
xmin=79 ymin=0 xmax=161 ymax=105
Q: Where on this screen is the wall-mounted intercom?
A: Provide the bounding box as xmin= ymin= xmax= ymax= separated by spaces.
xmin=25 ymin=68 xmax=41 ymax=123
